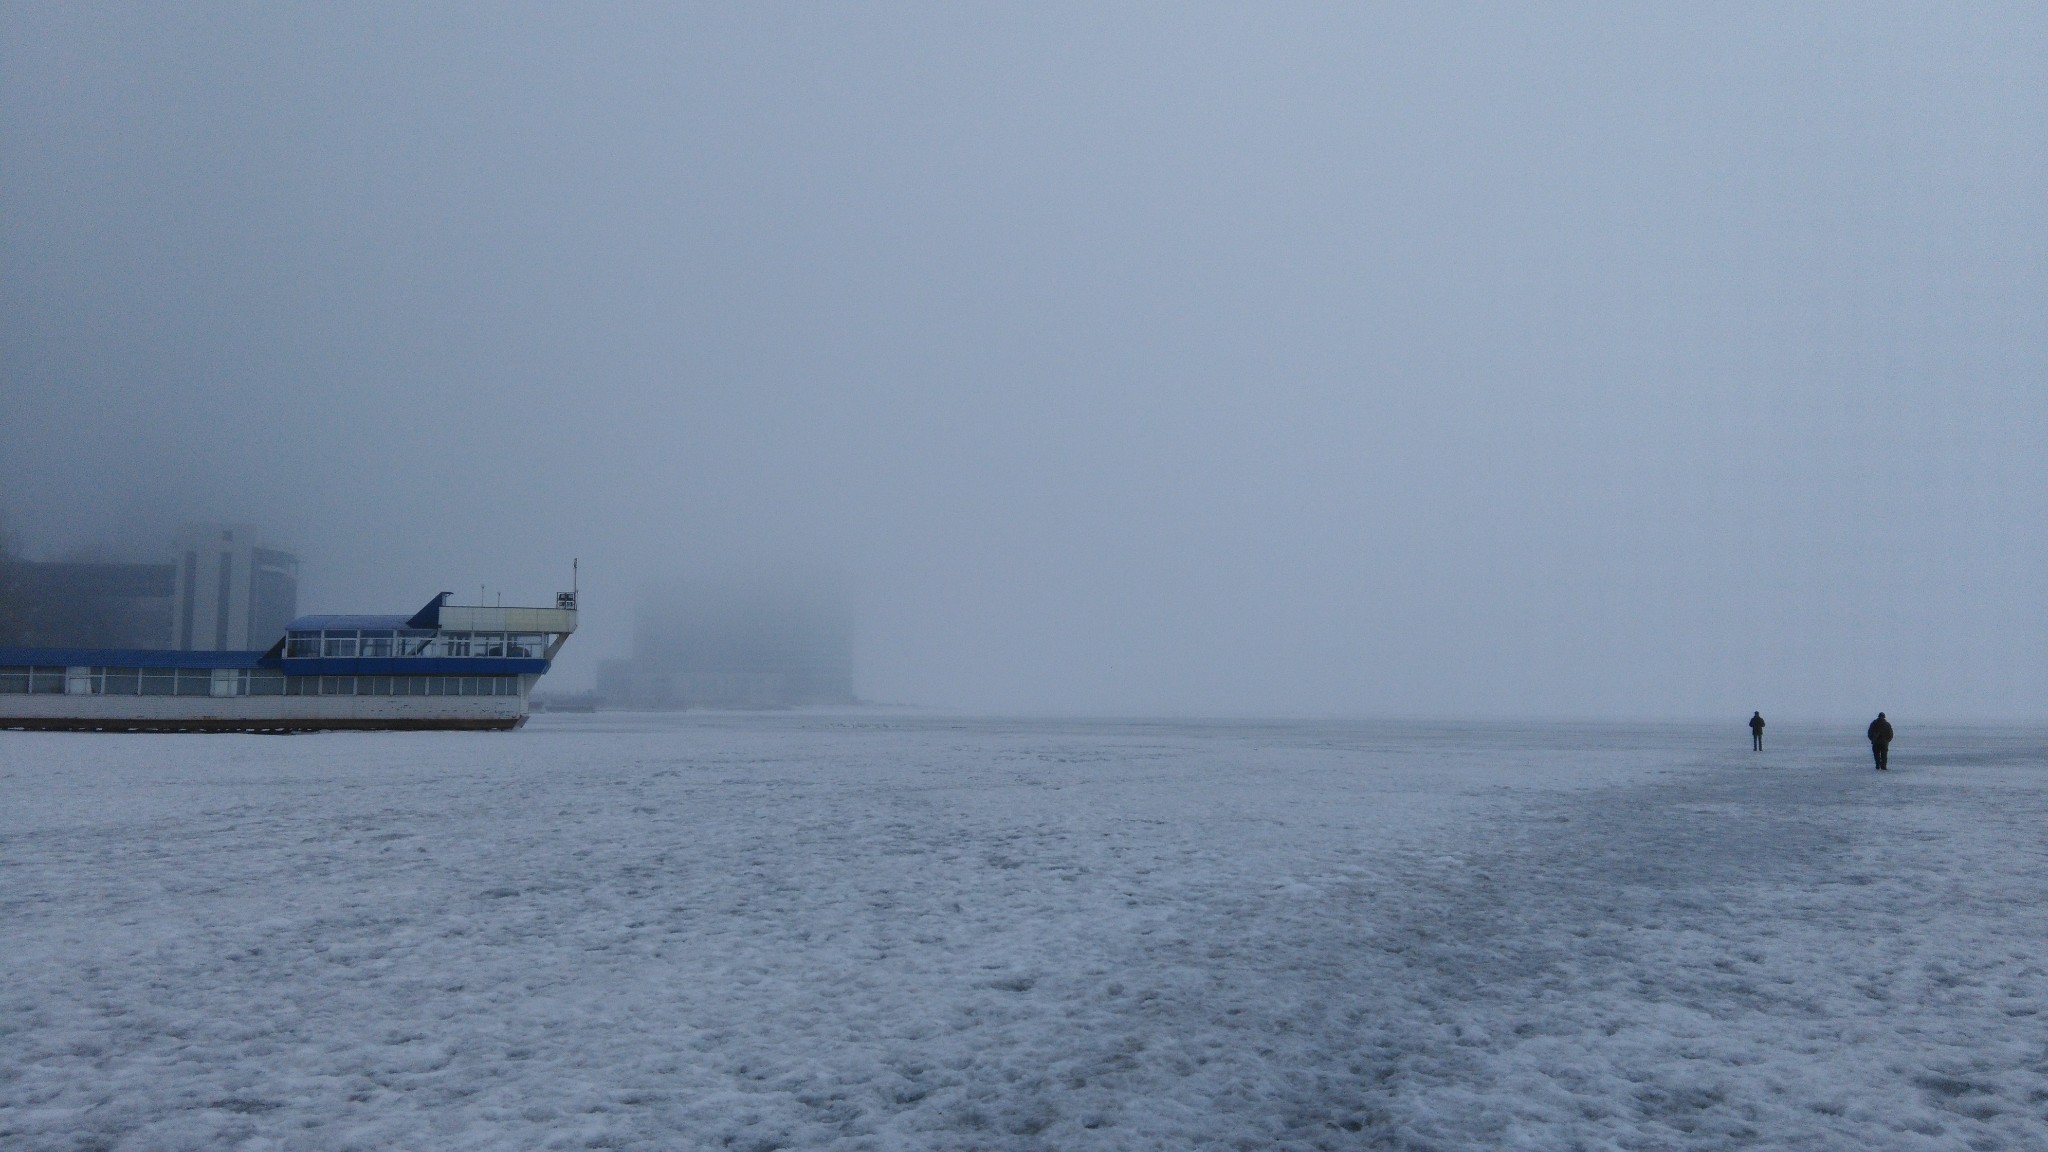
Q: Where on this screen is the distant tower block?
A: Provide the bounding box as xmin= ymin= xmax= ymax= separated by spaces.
xmin=605 ymin=570 xmax=855 ymax=708
xmin=170 ymin=524 xmax=300 ymax=651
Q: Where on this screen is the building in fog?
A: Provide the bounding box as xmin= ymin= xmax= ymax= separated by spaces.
xmin=0 ymin=523 xmax=296 ymax=650
xmin=597 ymin=573 xmax=855 ymax=708
xmin=0 ymin=561 xmax=176 ymax=648
xmin=170 ymin=524 xmax=300 ymax=651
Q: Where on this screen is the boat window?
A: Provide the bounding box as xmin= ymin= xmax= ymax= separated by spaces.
xmin=0 ymin=668 xmax=27 ymax=693
xmin=398 ymin=630 xmax=436 ymax=656
xmin=30 ymin=668 xmax=66 ymax=694
xmin=439 ymin=633 xmax=470 ymax=657
xmin=322 ymin=632 xmax=358 ymax=658
xmin=474 ymin=634 xmax=506 ymax=658
xmin=507 ymin=633 xmax=544 ymax=658
xmin=285 ymin=632 xmax=320 ymax=658
xmin=359 ymin=631 xmax=394 ymax=657
xmin=246 ymin=671 xmax=285 ymax=696
xmin=174 ymin=669 xmax=214 ymax=696
xmin=141 ymin=670 xmax=177 ymax=695
xmin=95 ymin=668 xmax=141 ymax=695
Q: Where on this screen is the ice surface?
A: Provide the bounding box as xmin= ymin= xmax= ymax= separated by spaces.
xmin=2 ymin=716 xmax=2044 ymax=1150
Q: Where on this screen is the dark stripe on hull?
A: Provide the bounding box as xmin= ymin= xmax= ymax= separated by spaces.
xmin=1 ymin=716 xmax=527 ymax=733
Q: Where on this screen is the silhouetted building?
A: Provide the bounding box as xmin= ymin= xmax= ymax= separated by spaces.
xmin=170 ymin=524 xmax=299 ymax=651
xmin=598 ymin=573 xmax=855 ymax=708
xmin=0 ymin=523 xmax=297 ymax=651
xmin=0 ymin=561 xmax=176 ymax=648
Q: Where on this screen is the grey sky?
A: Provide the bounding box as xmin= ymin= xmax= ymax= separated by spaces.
xmin=4 ymin=3 xmax=2043 ymax=717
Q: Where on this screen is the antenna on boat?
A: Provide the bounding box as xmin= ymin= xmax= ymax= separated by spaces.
xmin=558 ymin=559 xmax=579 ymax=611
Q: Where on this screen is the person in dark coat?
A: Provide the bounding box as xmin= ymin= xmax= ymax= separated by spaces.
xmin=1749 ymin=711 xmax=1765 ymax=751
xmin=1867 ymin=712 xmax=1893 ymax=770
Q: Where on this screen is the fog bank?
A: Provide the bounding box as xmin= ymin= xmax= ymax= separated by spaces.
xmin=4 ymin=4 xmax=2043 ymax=717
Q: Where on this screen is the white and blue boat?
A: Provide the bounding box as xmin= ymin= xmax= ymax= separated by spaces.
xmin=0 ymin=592 xmax=576 ymax=732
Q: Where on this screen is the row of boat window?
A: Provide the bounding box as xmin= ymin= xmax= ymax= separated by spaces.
xmin=0 ymin=667 xmax=523 ymax=697
xmin=273 ymin=675 xmax=524 ymax=697
xmin=1 ymin=668 xmax=71 ymax=694
xmin=283 ymin=630 xmax=549 ymax=659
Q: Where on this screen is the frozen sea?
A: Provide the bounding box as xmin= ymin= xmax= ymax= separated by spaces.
xmin=3 ymin=715 xmax=2045 ymax=1151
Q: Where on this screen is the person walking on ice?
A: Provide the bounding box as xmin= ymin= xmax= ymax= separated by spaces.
xmin=1750 ymin=711 xmax=1766 ymax=751
xmin=1867 ymin=712 xmax=1894 ymax=771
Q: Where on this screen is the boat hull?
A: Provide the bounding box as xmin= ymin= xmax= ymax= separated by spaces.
xmin=0 ymin=694 xmax=528 ymax=733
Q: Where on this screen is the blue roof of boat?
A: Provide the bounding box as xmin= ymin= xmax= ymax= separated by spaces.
xmin=0 ymin=647 xmax=550 ymax=673
xmin=0 ymin=648 xmax=269 ymax=668
xmin=289 ymin=594 xmax=455 ymax=632
xmin=285 ymin=615 xmax=415 ymax=631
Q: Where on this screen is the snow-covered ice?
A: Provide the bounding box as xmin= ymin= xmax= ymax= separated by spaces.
xmin=3 ymin=715 xmax=2044 ymax=1150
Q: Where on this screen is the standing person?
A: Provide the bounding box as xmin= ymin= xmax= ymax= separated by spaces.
xmin=1749 ymin=711 xmax=1766 ymax=751
xmin=1867 ymin=712 xmax=1894 ymax=771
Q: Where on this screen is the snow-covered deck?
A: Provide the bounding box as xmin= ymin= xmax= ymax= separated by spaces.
xmin=3 ymin=716 xmax=2043 ymax=1148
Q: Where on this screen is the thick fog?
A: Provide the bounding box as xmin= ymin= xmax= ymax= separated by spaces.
xmin=3 ymin=4 xmax=2042 ymax=718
